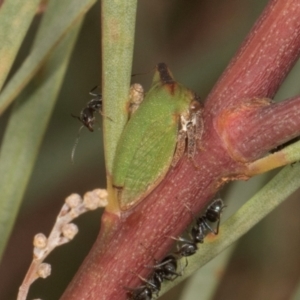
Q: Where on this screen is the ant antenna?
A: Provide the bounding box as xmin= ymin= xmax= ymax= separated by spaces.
xmin=131 ymin=66 xmax=156 ymax=77
xmin=71 ymin=125 xmax=85 ymax=164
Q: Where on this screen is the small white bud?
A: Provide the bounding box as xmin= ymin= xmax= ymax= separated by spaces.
xmin=33 ymin=233 xmax=47 ymax=249
xmin=65 ymin=193 xmax=82 ymax=208
xmin=37 ymin=263 xmax=51 ymax=278
xmin=62 ymin=223 xmax=78 ymax=240
xmin=94 ymin=189 xmax=108 ymax=203
xmin=83 ymin=189 xmax=108 ymax=210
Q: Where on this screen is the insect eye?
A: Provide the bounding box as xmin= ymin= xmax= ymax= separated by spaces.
xmin=189 ymin=100 xmax=202 ymax=113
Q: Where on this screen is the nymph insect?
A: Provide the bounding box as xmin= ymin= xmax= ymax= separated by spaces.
xmin=112 ymin=63 xmax=204 ymax=210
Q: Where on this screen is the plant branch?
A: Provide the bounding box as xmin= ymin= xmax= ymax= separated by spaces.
xmin=216 ymin=96 xmax=300 ymax=163
xmin=206 ymin=0 xmax=300 ymax=114
xmin=61 ymin=0 xmax=300 ymax=299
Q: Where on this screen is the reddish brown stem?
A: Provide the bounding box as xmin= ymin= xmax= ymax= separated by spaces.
xmin=61 ymin=0 xmax=300 ymax=299
xmin=206 ymin=0 xmax=300 ymax=113
xmin=216 ymin=96 xmax=300 ymax=162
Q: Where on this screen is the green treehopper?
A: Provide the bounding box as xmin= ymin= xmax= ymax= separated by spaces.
xmin=112 ymin=63 xmax=203 ymax=211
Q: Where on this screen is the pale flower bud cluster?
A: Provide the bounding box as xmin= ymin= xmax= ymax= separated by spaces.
xmin=18 ymin=189 xmax=108 ymax=300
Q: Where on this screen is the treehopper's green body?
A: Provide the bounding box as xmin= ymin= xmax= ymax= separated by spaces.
xmin=112 ymin=63 xmax=202 ymax=210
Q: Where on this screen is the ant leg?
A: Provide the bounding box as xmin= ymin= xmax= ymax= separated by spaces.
xmin=202 ymin=218 xmax=219 ymax=235
xmin=99 ymin=111 xmax=113 ymax=122
xmin=148 ymin=255 xmax=181 ymax=281
xmin=180 ymin=256 xmax=189 ymax=271
xmin=89 ymin=85 xmax=100 ymax=97
xmin=215 ymin=219 xmax=221 ymax=235
xmin=169 ymin=236 xmax=194 ymax=244
xmin=184 ymin=203 xmax=197 ymax=221
xmin=129 ymin=271 xmax=157 ymax=290
xmin=71 ymin=114 xmax=81 ymax=121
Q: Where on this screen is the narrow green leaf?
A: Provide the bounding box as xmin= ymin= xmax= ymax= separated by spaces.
xmin=180 ymin=246 xmax=235 ymax=300
xmin=0 ymin=17 xmax=83 ymax=260
xmin=0 ymin=0 xmax=96 ymax=115
xmin=101 ymin=0 xmax=138 ymax=175
xmin=291 ymin=281 xmax=300 ymax=300
xmin=0 ymin=0 xmax=40 ymax=90
xmin=160 ymin=163 xmax=300 ymax=296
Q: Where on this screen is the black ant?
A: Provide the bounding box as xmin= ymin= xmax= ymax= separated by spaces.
xmin=131 ymin=252 xmax=185 ymax=299
xmin=170 ymin=198 xmax=226 ymax=260
xmin=170 ymin=235 xmax=198 ymax=260
xmin=126 ymin=284 xmax=153 ymax=300
xmin=127 ymin=198 xmax=225 ymax=299
xmin=126 ymin=255 xmax=180 ymax=299
xmin=71 ymin=86 xmax=102 ymax=163
xmin=71 ymin=86 xmax=102 ymax=132
xmin=150 ymin=255 xmax=181 ymax=281
xmin=192 ymin=197 xmax=226 ymax=243
xmin=125 ymin=271 xmax=161 ymax=300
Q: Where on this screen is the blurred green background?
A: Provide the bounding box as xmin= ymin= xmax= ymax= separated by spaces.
xmin=1 ymin=0 xmax=300 ymax=299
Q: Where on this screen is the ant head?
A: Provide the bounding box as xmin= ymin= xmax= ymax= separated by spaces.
xmin=208 ymin=198 xmax=225 ymax=215
xmin=204 ymin=198 xmax=226 ymax=233
xmin=72 ymin=107 xmax=95 ymax=132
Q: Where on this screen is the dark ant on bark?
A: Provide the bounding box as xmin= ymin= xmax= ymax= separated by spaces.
xmin=125 ymin=272 xmax=160 ymax=300
xmin=150 ymin=255 xmax=181 ymax=282
xmin=126 ymin=284 xmax=153 ymax=300
xmin=171 ymin=198 xmax=226 ymax=260
xmin=127 ymin=198 xmax=225 ymax=299
xmin=126 ymin=255 xmax=180 ymax=300
xmin=188 ymin=197 xmax=226 ymax=245
xmin=71 ymin=86 xmax=102 ymax=163
xmin=127 ymin=247 xmax=190 ymax=299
